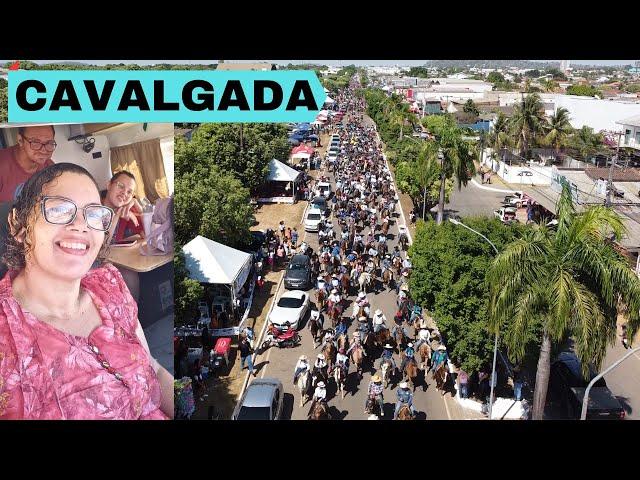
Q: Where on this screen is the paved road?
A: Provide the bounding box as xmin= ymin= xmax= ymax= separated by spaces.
xmin=248 ymin=115 xmax=464 ymax=420
xmin=445 ymin=179 xmax=511 ymax=219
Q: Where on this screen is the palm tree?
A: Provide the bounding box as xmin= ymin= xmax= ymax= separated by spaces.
xmin=544 ymin=107 xmax=573 ymax=162
xmin=569 ymin=125 xmax=606 ymax=161
xmin=415 ymin=140 xmax=441 ymax=220
xmin=432 ymin=118 xmax=476 ymax=224
xmin=510 ymin=93 xmax=547 ymax=160
xmin=489 ymin=112 xmax=511 ymax=162
xmin=487 ymin=185 xmax=640 ymax=419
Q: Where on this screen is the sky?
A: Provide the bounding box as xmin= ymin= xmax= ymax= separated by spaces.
xmin=3 ymin=59 xmax=638 ymax=67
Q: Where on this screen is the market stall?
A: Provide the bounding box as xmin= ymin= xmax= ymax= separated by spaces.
xmin=256 ymin=158 xmax=303 ymax=204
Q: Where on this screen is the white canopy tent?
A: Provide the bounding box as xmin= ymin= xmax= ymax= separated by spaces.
xmin=291 ymin=152 xmax=311 ymax=160
xmin=267 ymin=158 xmax=301 ymax=182
xmin=182 ymin=235 xmax=252 ymax=297
xmin=324 ymin=96 xmax=335 ymax=105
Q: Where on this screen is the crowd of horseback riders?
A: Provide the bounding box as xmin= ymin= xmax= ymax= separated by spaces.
xmin=292 ymin=82 xmax=452 ymax=420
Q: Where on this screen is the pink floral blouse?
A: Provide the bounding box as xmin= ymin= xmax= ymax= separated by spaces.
xmin=0 ymin=264 xmax=168 ymax=420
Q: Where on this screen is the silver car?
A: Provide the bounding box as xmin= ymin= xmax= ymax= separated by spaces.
xmin=232 ymin=378 xmax=284 ymax=420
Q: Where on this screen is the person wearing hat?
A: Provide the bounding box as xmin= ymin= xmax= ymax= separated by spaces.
xmin=366 ymin=374 xmax=385 ymax=416
xmin=372 ymin=308 xmax=388 ymax=333
xmin=313 ymin=381 xmax=327 ymax=403
xmin=414 ymin=326 xmax=431 ymax=351
xmin=356 ymin=315 xmax=371 ymax=343
xmin=320 ymin=329 xmax=335 ymax=351
xmin=317 ymin=275 xmax=326 ymax=291
xmin=378 ymin=343 xmax=397 ymax=374
xmin=328 ymin=288 xmax=341 ymax=308
xmin=335 ymin=347 xmax=349 ymax=375
xmin=430 ymin=345 xmax=448 ymax=373
xmin=400 ymin=342 xmax=416 ymax=375
xmin=381 ymin=254 xmax=392 ymax=275
xmin=347 ymin=330 xmax=366 ymax=357
xmin=391 ymin=245 xmax=401 ymax=260
xmin=394 ymin=381 xmax=417 ymax=419
xmin=331 ymin=273 xmax=340 ymax=290
xmin=293 ymin=355 xmax=310 ymax=384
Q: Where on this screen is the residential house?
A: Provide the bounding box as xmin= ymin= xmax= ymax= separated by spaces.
xmin=617 ymin=115 xmax=640 ymax=151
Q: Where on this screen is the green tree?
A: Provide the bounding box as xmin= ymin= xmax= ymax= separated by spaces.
xmin=509 ymin=93 xmax=547 ymax=159
xmin=568 ymin=126 xmax=606 ymax=160
xmin=0 ymin=79 xmax=7 ymax=123
xmin=489 ymin=111 xmax=511 ymax=160
xmin=488 ymin=185 xmax=640 ymax=419
xmin=463 ymin=99 xmax=479 ymax=116
xmin=174 ymin=249 xmax=205 ymax=326
xmin=544 ymin=107 xmax=573 ymax=161
xmin=174 ymin=164 xmax=255 ymax=249
xmin=487 ymin=72 xmax=505 ymax=85
xmin=566 ymin=84 xmax=601 ymax=97
xmin=409 ymin=217 xmax=528 ymax=373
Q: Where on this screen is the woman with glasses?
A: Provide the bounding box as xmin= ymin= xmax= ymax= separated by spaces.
xmin=0 ymin=163 xmax=172 ymax=419
xmin=0 ymin=125 xmax=57 ymax=202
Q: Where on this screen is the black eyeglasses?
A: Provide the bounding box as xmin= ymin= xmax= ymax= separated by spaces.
xmin=41 ymin=196 xmax=114 ymax=232
xmin=21 ymin=135 xmax=57 ymax=152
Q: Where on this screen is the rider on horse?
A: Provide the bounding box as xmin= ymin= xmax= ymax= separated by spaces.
xmin=366 ymin=374 xmax=385 ymax=417
xmin=293 ymin=355 xmax=310 ymax=384
xmin=320 ymin=329 xmax=335 ymax=351
xmin=372 ymin=309 xmax=388 ymax=333
xmin=335 ymin=348 xmax=349 ymax=375
xmin=414 ymin=327 xmax=431 ymax=351
xmin=313 ymin=381 xmax=327 ymax=403
xmin=400 ymin=342 xmax=416 ymax=374
xmin=328 ymin=288 xmax=341 ymax=307
xmin=335 ymin=319 xmax=348 ymax=337
xmin=347 ymin=331 xmax=366 ymax=357
xmin=356 ymin=315 xmax=371 ymax=341
xmin=379 ymin=343 xmax=397 ymax=373
xmin=431 ymin=345 xmax=449 ymax=373
xmin=394 ymin=382 xmax=417 ymax=419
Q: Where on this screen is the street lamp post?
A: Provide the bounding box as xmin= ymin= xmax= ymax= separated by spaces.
xmin=580 ymin=345 xmax=640 ymax=420
xmin=449 ymin=218 xmax=500 ymax=419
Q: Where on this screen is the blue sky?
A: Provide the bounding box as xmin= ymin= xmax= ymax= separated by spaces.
xmin=4 ymin=59 xmax=638 ymax=67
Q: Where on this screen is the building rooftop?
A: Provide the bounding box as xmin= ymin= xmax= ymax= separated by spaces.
xmin=216 ymin=63 xmax=275 ymax=71
xmin=585 ymin=167 xmax=640 ymax=182
xmin=618 ymin=115 xmax=640 ymax=128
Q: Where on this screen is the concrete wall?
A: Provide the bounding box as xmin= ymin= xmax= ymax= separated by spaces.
xmin=482 ymin=149 xmax=552 ymax=186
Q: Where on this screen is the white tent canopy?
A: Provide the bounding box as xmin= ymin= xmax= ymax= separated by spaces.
xmin=182 ymin=236 xmax=252 ymax=295
xmin=323 ymin=87 xmax=330 ymax=94
xmin=324 ymin=96 xmax=335 ymax=104
xmin=291 ymin=152 xmax=311 ymax=159
xmin=267 ymin=158 xmax=301 ymax=182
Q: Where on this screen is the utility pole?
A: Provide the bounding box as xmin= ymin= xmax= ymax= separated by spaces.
xmin=606 ymin=130 xmax=623 ymax=207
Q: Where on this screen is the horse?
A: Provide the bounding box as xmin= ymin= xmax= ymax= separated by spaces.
xmin=351 ymin=303 xmax=370 ymax=322
xmin=382 ymin=268 xmax=394 ymax=289
xmin=418 ymin=342 xmax=432 ymax=371
xmin=323 ymin=342 xmax=337 ymax=370
xmin=350 ymin=343 xmax=365 ymax=379
xmin=309 ymin=316 xmax=324 ymax=348
xmin=364 ymin=395 xmax=381 ymax=417
xmin=340 ymin=272 xmax=351 ymax=296
xmin=380 ymin=357 xmax=394 ymax=388
xmin=297 ymin=369 xmax=311 ymax=407
xmin=392 ymin=256 xmax=403 ymax=276
xmin=396 ymin=404 xmax=414 ymax=420
xmin=316 ymin=288 xmax=327 ymax=312
xmin=308 ymin=399 xmax=331 ymax=420
xmin=403 ymin=358 xmax=419 ymax=392
xmin=373 ymin=326 xmax=391 ymax=348
xmin=336 ymin=333 xmax=349 ymax=352
xmin=312 ymin=366 xmax=328 ymax=389
xmin=328 ymin=303 xmax=342 ymax=328
xmin=433 ymin=362 xmax=449 ymax=395
xmin=392 ymin=326 xmax=410 ymax=354
xmin=333 ymin=363 xmax=347 ymax=399
xmin=358 ymin=272 xmax=373 ymax=293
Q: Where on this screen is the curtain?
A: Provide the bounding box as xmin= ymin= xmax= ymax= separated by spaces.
xmin=110 ymin=138 xmax=169 ymax=202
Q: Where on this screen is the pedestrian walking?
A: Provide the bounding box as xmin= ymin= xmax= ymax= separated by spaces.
xmin=458 ymin=368 xmax=469 ymax=399
xmin=239 ymin=337 xmax=256 ymax=377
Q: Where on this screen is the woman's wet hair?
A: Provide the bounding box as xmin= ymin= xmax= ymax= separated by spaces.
xmin=3 ymin=162 xmax=111 ymax=270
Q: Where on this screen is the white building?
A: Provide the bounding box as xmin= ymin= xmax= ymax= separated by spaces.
xmin=617 ymin=115 xmax=640 ymax=150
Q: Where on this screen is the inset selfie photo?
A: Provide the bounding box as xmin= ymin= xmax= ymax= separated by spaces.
xmin=0 ymin=122 xmax=174 ymax=419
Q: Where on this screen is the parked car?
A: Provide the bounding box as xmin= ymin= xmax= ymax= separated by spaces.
xmin=549 ymin=351 xmax=625 ymax=420
xmin=315 ymin=181 xmax=332 ymax=198
xmin=268 ymin=290 xmax=310 ymax=330
xmin=284 ymin=254 xmax=312 ymax=290
xmin=608 ymin=185 xmax=625 ymax=198
xmin=502 ymin=191 xmax=531 ymax=208
xmin=232 ymin=378 xmax=284 ymax=420
xmin=304 ymin=207 xmax=323 ymax=232
xmin=494 ymin=206 xmax=518 ymax=224
xmin=517 ymin=171 xmax=534 ymax=177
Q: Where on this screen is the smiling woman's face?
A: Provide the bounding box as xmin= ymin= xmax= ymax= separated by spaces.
xmin=26 ymin=172 xmax=106 ymax=281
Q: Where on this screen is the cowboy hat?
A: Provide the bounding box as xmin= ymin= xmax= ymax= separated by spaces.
xmin=399 ymin=382 xmax=408 ymax=389
xmin=402 ymin=271 xmax=409 ymax=277
xmin=317 ymin=353 xmax=325 ymax=359
xmin=371 ymin=374 xmax=382 ymax=383
xmin=367 ymin=414 xmax=379 ymax=420
xmin=358 ymin=291 xmax=366 ymax=298
xmin=384 ymin=343 xmax=393 ymax=349
xmin=353 ymin=331 xmax=361 ymax=337
xmin=401 ymin=284 xmax=409 ymax=291
xmin=317 ymin=381 xmax=326 ymax=388
xmin=375 ymin=309 xmax=383 ymax=316
xmin=407 ymin=342 xmax=413 ymax=348
xmin=359 ymin=316 xmax=367 ymax=321
xmin=331 ymin=288 xmax=338 ymax=294
xmin=299 ymin=355 xmax=308 ymax=361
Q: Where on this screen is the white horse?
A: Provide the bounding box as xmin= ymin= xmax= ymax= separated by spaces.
xmin=381 ymin=359 xmax=392 ymax=389
xmin=297 ymin=369 xmax=311 ymax=407
xmin=358 ymin=271 xmax=373 ymax=293
xmin=334 ymin=364 xmax=347 ymax=399
xmin=351 ymin=302 xmax=371 ymax=320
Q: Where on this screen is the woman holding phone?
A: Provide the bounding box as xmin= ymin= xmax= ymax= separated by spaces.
xmin=0 ymin=163 xmax=172 ymax=419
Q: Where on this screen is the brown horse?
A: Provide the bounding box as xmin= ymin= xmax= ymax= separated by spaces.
xmin=374 ymin=327 xmax=391 ymax=348
xmin=433 ymin=362 xmax=448 ymax=395
xmin=328 ymin=304 xmax=342 ymax=328
xmin=340 ymin=273 xmax=350 ymax=296
xmin=396 ymin=404 xmax=414 ymax=420
xmin=316 ymin=289 xmax=326 ymax=311
xmin=382 ymin=268 xmax=394 ymax=288
xmin=351 ymin=344 xmax=365 ymax=379
xmin=392 ymin=326 xmax=409 ymax=353
xmin=418 ymin=343 xmax=432 ymax=371
xmin=308 ymin=399 xmax=331 ymax=420
xmin=308 ymin=316 xmax=323 ymax=348
xmin=323 ymin=342 xmax=337 ymax=370
xmin=392 ymin=256 xmax=402 ymax=276
xmin=404 ymin=358 xmax=419 ymax=392
xmin=337 ymin=333 xmax=349 ymax=352
xmin=382 ymin=220 xmax=389 ymax=236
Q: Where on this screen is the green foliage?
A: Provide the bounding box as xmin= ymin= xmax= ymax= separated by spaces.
xmin=463 ymin=99 xmax=479 ymax=116
xmin=525 ymin=69 xmax=541 ymax=78
xmin=545 ymin=68 xmax=567 ymax=81
xmin=0 ymin=79 xmax=7 ymax=123
xmin=174 ymin=249 xmax=205 ymax=326
xmin=625 ymin=83 xmax=640 ymax=93
xmin=566 ymin=84 xmax=602 ymax=97
xmin=409 ymin=218 xmax=528 ymax=373
xmin=406 ymin=67 xmax=432 ymax=78
xmin=174 ymin=148 xmax=255 ymax=248
xmin=567 ymin=125 xmax=607 ymax=159
xmin=487 ymin=71 xmax=505 ymax=84
xmin=177 ymin=123 xmax=289 ymax=191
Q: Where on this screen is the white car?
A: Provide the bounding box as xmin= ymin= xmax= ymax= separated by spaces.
xmin=315 ymin=182 xmax=332 ymax=198
xmin=304 ymin=207 xmax=324 ymax=232
xmin=494 ymin=206 xmax=518 ymax=224
xmin=268 ymin=290 xmax=310 ymax=330
xmin=502 ymin=191 xmax=531 ymax=208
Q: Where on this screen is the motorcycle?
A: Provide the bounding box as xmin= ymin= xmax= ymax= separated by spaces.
xmin=262 ymin=325 xmax=302 ymax=350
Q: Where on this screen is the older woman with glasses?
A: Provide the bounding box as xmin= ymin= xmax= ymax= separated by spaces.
xmin=0 ymin=125 xmax=57 ymax=202
xmin=0 ymin=163 xmax=172 ymax=419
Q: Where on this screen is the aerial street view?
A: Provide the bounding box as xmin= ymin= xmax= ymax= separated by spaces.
xmin=174 ymin=60 xmax=640 ymax=420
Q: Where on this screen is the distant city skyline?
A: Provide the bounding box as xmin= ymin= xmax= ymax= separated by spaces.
xmin=1 ymin=59 xmax=638 ymax=68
